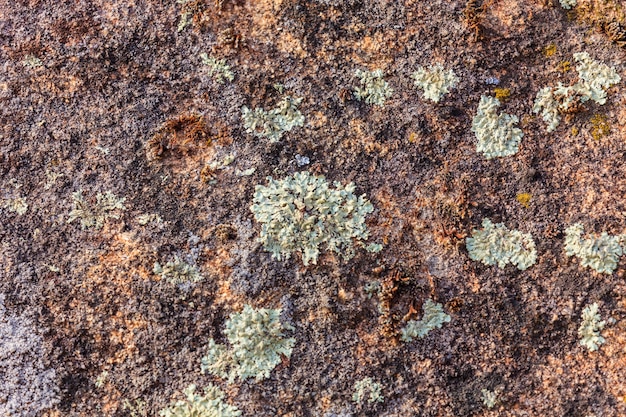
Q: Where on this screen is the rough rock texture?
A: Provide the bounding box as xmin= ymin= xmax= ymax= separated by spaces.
xmin=2 ymin=0 xmax=626 ymax=416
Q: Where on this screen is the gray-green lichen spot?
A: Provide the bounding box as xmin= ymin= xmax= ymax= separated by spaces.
xmin=411 ymin=64 xmax=458 ymax=103
xmin=67 ymin=191 xmax=126 ymax=230
xmin=200 ymin=53 xmax=234 ymax=84
xmin=466 ymin=218 xmax=537 ymax=270
xmin=250 ymin=171 xmax=379 ymax=266
xmin=471 ymin=96 xmax=523 ymax=159
xmin=159 ymin=384 xmax=241 ymax=417
xmin=153 ymin=256 xmax=203 ymax=286
xmin=564 ymin=223 xmax=625 ymax=274
xmin=352 ymin=377 xmax=384 ymax=405
xmin=241 ymin=96 xmax=304 ymax=142
xmin=578 ymin=302 xmax=606 ymax=352
xmin=400 ymin=299 xmax=451 ymax=343
xmin=354 ymin=69 xmax=394 ymax=106
xmin=201 ymin=305 xmax=294 ymax=382
xmin=533 ymin=52 xmax=620 ymax=132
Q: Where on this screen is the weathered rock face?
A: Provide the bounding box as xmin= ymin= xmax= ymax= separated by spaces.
xmin=2 ymin=0 xmax=626 ymax=416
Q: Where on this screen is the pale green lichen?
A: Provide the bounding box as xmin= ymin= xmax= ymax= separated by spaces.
xmin=354 ymin=69 xmax=394 ymax=106
xmin=560 ymin=0 xmax=576 ymax=9
xmin=250 ymin=171 xmax=378 ymax=266
xmin=564 ymin=223 xmax=625 ymax=274
xmin=136 ymin=213 xmax=163 ymax=225
xmin=352 ymin=377 xmax=384 ymax=405
xmin=153 ymin=256 xmax=203 ymax=285
xmin=176 ymin=0 xmax=194 ymax=32
xmin=471 ymin=96 xmax=524 ymax=159
xmin=2 ymin=196 xmax=28 ymax=215
xmin=201 ymin=305 xmax=295 ymax=382
xmin=578 ymin=302 xmax=606 ymax=352
xmin=466 ymin=218 xmax=537 ymax=270
xmin=533 ymin=53 xmax=620 ymax=132
xmin=241 ymin=96 xmax=304 ymax=142
xmin=411 ymin=64 xmax=458 ymax=103
xmin=123 ymin=398 xmax=147 ymax=417
xmin=67 ymin=191 xmax=126 ymax=229
xmin=22 ymin=55 xmax=42 ymax=68
xmin=574 ymin=52 xmax=621 ymax=96
xmin=400 ymin=299 xmax=451 ymax=343
xmin=159 ymin=384 xmax=241 ymax=417
xmin=481 ymin=389 xmax=498 ymax=409
xmin=200 ymin=53 xmax=234 ymax=84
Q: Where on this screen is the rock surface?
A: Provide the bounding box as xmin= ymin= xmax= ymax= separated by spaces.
xmin=2 ymin=0 xmax=626 ymax=416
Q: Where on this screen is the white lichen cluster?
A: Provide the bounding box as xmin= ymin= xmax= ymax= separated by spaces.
xmin=564 ymin=223 xmax=625 ymax=274
xmin=466 ymin=218 xmax=537 ymax=270
xmin=559 ymin=0 xmax=576 ymax=9
xmin=250 ymin=171 xmax=378 ymax=266
xmin=533 ymin=52 xmax=620 ymax=132
xmin=200 ymin=53 xmax=234 ymax=84
xmin=67 ymin=191 xmax=126 ymax=229
xmin=471 ymin=96 xmax=524 ymax=159
xmin=2 ymin=196 xmax=28 ymax=215
xmin=153 ymin=256 xmax=204 ymax=285
xmin=22 ymin=55 xmax=43 ymax=68
xmin=354 ymin=69 xmax=394 ymax=106
xmin=241 ymin=96 xmax=305 ymax=142
xmin=400 ymin=299 xmax=451 ymax=343
xmin=481 ymin=389 xmax=498 ymax=409
xmin=159 ymin=384 xmax=241 ymax=417
xmin=201 ymin=305 xmax=295 ymax=382
xmin=578 ymin=302 xmax=606 ymax=352
xmin=411 ymin=64 xmax=459 ymax=102
xmin=352 ymin=377 xmax=384 ymax=405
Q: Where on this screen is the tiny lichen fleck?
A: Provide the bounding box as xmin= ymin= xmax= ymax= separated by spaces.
xmin=352 ymin=377 xmax=384 ymax=405
xmin=354 ymin=69 xmax=394 ymax=106
xmin=241 ymin=96 xmax=304 ymax=142
xmin=250 ymin=171 xmax=377 ymax=266
xmin=201 ymin=305 xmax=295 ymax=382
xmin=560 ymin=0 xmax=577 ymax=10
xmin=67 ymin=191 xmax=126 ymax=229
xmin=411 ymin=64 xmax=458 ymax=103
xmin=153 ymin=256 xmax=203 ymax=286
xmin=564 ymin=223 xmax=625 ymax=274
xmin=466 ymin=218 xmax=537 ymax=270
xmin=471 ymin=95 xmax=524 ymax=159
xmin=2 ymin=196 xmax=28 ymax=215
xmin=22 ymin=55 xmax=43 ymax=68
xmin=136 ymin=213 xmax=163 ymax=225
xmin=481 ymin=389 xmax=498 ymax=409
xmin=44 ymin=169 xmax=64 ymax=190
xmin=578 ymin=302 xmax=606 ymax=352
xmin=400 ymin=299 xmax=451 ymax=343
xmin=200 ymin=53 xmax=234 ymax=83
xmin=159 ymin=384 xmax=241 ymax=417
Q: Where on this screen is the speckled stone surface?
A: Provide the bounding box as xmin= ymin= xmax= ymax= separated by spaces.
xmin=2 ymin=1 xmax=626 ymax=416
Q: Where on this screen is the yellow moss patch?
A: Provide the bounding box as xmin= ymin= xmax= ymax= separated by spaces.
xmin=494 ymin=87 xmax=511 ymax=101
xmin=590 ymin=114 xmax=611 ymax=140
xmin=543 ymin=43 xmax=557 ymax=57
xmin=557 ymin=60 xmax=571 ymax=73
xmin=516 ymin=193 xmax=532 ymax=208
